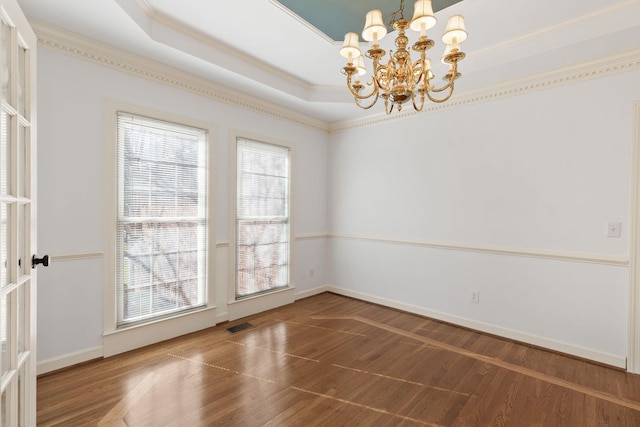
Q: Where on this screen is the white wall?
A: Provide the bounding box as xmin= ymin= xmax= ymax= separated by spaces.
xmin=328 ymin=69 xmax=640 ymax=366
xmin=36 ymin=48 xmax=329 ymax=365
xmin=35 ymin=28 xmax=640 ymax=371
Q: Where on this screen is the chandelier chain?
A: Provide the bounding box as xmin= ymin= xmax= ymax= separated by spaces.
xmin=388 ymin=0 xmax=406 ymax=27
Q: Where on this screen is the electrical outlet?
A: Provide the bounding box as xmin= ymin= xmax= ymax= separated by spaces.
xmin=607 ymin=222 xmax=622 ymax=238
xmin=470 ymin=291 xmax=480 ymax=304
xmin=308 ymin=268 xmax=315 ymax=277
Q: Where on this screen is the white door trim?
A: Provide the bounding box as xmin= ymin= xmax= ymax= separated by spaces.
xmin=628 ymin=102 xmax=640 ymax=373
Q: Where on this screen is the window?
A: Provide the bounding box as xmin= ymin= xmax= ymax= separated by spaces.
xmin=116 ymin=113 xmax=208 ymax=326
xmin=235 ymin=138 xmax=291 ymax=299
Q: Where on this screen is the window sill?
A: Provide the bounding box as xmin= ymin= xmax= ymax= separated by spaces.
xmin=227 ymin=286 xmax=296 ymax=321
xmin=103 ymin=305 xmax=218 ymax=357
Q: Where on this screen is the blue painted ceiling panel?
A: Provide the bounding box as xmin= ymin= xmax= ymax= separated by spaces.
xmin=274 ymin=0 xmax=464 ymax=41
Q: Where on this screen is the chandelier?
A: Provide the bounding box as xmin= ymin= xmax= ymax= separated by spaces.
xmin=339 ymin=0 xmax=467 ymax=114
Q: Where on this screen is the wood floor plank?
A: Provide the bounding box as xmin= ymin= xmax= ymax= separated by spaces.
xmin=98 ymin=372 xmax=160 ymax=424
xmin=38 ymin=293 xmax=640 ymax=426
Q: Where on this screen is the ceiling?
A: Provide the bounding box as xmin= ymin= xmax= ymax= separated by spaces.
xmin=14 ymin=0 xmax=640 ymax=124
xmin=274 ymin=0 xmax=464 ymax=42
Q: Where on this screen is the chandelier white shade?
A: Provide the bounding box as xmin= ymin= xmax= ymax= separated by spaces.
xmin=442 ymin=15 xmax=467 ymax=44
xmin=410 ymin=0 xmax=437 ymax=33
xmin=362 ymin=10 xmax=387 ymax=42
xmin=339 ymin=0 xmax=468 ymax=114
xmin=340 ymin=32 xmax=361 ymax=59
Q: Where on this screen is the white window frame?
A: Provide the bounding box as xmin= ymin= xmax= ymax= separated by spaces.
xmin=228 ymin=130 xmax=295 ymax=321
xmin=103 ymin=100 xmax=216 ymax=357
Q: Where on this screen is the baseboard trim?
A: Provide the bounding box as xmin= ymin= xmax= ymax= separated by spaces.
xmin=327 ymin=285 xmax=626 ymax=369
xmin=215 ymin=311 xmax=230 ymax=324
xmin=295 ymin=285 xmax=329 ymax=300
xmin=37 ymin=346 xmax=104 ymax=376
xmin=38 ymin=285 xmax=624 ymax=375
xmin=35 ymin=290 xmax=328 ymax=374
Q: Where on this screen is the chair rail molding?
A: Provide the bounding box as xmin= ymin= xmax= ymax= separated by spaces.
xmin=329 ymin=233 xmax=629 ymax=267
xmin=50 ymin=251 xmax=104 ymax=262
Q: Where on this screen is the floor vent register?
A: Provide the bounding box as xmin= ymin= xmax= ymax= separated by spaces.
xmin=225 ymin=322 xmax=255 ymax=334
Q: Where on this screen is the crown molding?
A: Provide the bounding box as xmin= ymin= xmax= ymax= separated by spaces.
xmin=31 ymin=19 xmax=640 ymax=135
xmin=126 ymin=0 xmax=316 ymax=94
xmin=32 ymin=20 xmax=330 ymax=132
xmin=329 ymin=47 xmax=640 ymax=133
xmin=470 ymin=0 xmax=640 ymax=63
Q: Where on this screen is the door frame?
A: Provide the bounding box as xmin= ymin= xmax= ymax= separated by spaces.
xmin=629 ymin=103 xmax=640 ymax=374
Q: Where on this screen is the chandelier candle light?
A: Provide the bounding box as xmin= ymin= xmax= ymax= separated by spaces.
xmin=340 ymin=0 xmax=467 ymax=113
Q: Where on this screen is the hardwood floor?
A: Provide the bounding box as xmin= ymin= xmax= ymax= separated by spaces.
xmin=37 ymin=293 xmax=640 ymax=426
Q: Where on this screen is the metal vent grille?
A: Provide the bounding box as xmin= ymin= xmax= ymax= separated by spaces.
xmin=226 ymin=322 xmax=255 ymax=334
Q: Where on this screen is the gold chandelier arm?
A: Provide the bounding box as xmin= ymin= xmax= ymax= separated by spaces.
xmin=370 ymin=58 xmax=392 ymax=91
xmin=428 ymin=79 xmax=454 ymax=93
xmin=427 ymin=61 xmax=458 ymax=93
xmin=425 ymin=81 xmax=455 ymax=103
xmin=344 ymin=72 xmax=381 ymax=110
xmin=356 ymin=91 xmax=381 ymax=110
xmin=412 ymin=90 xmax=426 ymax=111
xmin=384 ymin=97 xmax=394 ymax=114
xmin=365 ymin=48 xmax=388 ymax=94
xmin=346 ymin=73 xmax=379 ymax=101
xmin=426 ymin=54 xmax=458 ymax=102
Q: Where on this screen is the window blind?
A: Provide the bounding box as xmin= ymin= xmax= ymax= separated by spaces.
xmin=236 ymin=138 xmax=290 ymax=298
xmin=116 ymin=113 xmax=208 ymax=326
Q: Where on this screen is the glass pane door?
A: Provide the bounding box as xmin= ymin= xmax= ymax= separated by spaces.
xmin=0 ymin=1 xmax=37 ymax=424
